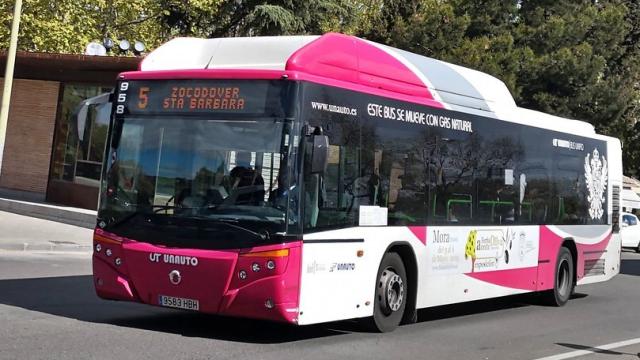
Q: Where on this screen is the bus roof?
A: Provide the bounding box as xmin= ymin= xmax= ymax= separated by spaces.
xmin=140 ymin=33 xmax=596 ymax=136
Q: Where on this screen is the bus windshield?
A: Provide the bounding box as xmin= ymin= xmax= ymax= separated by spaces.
xmin=98 ymin=116 xmax=297 ymax=249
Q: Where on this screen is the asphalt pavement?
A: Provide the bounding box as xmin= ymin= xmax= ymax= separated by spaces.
xmin=1 ymin=214 xmax=640 ymax=360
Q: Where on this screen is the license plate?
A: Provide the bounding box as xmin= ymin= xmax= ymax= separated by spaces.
xmin=158 ymin=295 xmax=199 ymax=311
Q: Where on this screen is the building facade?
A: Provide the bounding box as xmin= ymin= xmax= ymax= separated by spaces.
xmin=0 ymin=52 xmax=139 ymax=209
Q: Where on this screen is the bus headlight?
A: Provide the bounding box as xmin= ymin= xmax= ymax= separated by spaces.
xmin=105 ymin=249 xmax=113 ymax=257
xmin=252 ymin=263 xmax=261 ymax=272
xmin=95 ymin=244 xmax=102 ymax=252
xmin=238 ymin=270 xmax=247 ymax=280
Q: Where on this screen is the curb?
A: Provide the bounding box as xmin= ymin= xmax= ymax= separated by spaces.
xmin=0 ymin=197 xmax=96 ymax=229
xmin=0 ymin=242 xmax=93 ymax=253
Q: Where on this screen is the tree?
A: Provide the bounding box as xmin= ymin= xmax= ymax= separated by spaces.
xmin=0 ymin=0 xmax=166 ymax=54
xmin=607 ymin=0 xmax=640 ymax=176
xmin=160 ymin=0 xmax=356 ymax=38
xmin=514 ymin=1 xmax=640 ymax=175
xmin=515 ymin=1 xmax=631 ymax=121
xmin=357 ymin=0 xmax=527 ymax=98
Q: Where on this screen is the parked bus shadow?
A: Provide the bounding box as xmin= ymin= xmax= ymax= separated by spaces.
xmin=0 ymin=275 xmax=589 ymax=343
xmin=413 ymin=290 xmax=587 ymax=324
xmin=0 ymin=275 xmax=347 ymax=343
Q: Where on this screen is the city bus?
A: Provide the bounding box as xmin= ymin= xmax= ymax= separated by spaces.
xmin=90 ymin=33 xmax=622 ymax=332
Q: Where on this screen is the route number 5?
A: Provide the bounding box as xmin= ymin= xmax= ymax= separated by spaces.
xmin=138 ymin=87 xmax=150 ymax=109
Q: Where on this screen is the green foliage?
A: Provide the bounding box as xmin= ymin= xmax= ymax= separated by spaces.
xmin=357 ymin=0 xmax=527 ymax=99
xmin=159 ymin=0 xmax=356 ymax=37
xmin=514 ymin=1 xmax=640 ymax=175
xmin=0 ymin=0 xmax=166 ymax=53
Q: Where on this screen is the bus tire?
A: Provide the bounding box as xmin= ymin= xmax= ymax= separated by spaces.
xmin=543 ymin=246 xmax=574 ymax=306
xmin=366 ymin=252 xmax=407 ymax=332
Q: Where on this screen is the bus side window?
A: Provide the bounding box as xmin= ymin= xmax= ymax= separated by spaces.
xmin=305 ymin=139 xmax=362 ymax=230
xmin=476 ymin=168 xmax=517 ymax=225
xmin=427 ymin=136 xmax=474 ymax=225
xmin=385 ymin=152 xmax=427 ymax=225
xmin=552 ymin=153 xmax=591 ymax=225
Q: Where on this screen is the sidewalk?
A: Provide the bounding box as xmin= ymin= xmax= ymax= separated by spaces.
xmin=0 ymin=194 xmax=96 ymax=229
xmin=0 ymin=210 xmax=93 ymax=253
xmin=0 ymin=190 xmax=96 ymax=253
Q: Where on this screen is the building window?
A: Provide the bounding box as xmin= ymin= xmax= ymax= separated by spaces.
xmin=50 ymin=84 xmax=111 ymax=186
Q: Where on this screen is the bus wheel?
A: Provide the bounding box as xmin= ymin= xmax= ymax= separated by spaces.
xmin=543 ymin=246 xmax=574 ymax=306
xmin=368 ymin=252 xmax=407 ymax=332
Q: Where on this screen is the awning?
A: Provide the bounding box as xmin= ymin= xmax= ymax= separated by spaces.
xmin=622 ymin=189 xmax=640 ymax=209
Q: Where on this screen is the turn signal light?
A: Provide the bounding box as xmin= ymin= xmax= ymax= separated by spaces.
xmin=240 ymin=249 xmax=289 ymax=258
xmin=94 ymin=232 xmax=121 ymax=245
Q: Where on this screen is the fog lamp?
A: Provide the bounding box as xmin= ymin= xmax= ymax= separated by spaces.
xmin=265 ymin=298 xmax=274 ymax=309
xmin=266 ymin=260 xmax=276 ymax=270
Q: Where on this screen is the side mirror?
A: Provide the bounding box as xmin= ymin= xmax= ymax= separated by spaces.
xmin=311 ymin=134 xmax=329 ymax=174
xmin=74 ymin=92 xmax=112 ymax=141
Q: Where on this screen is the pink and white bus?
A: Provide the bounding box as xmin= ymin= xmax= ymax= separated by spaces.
xmin=92 ymin=33 xmax=622 ymax=332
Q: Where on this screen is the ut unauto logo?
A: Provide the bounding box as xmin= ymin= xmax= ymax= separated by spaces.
xmin=329 ymin=262 xmax=355 ymax=272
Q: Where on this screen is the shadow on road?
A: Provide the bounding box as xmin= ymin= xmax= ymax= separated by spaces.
xmin=621 ymin=258 xmax=640 ymax=276
xmin=0 ymin=275 xmax=350 ymax=343
xmin=415 ymin=290 xmax=587 ymax=323
xmin=0 ymin=275 xmax=584 ymax=343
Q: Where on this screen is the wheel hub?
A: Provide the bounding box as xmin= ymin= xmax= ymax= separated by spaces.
xmin=378 ymin=267 xmax=404 ymax=315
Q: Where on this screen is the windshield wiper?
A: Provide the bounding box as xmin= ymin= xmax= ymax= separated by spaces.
xmin=152 ymin=204 xmax=214 ymax=213
xmin=195 ymin=217 xmax=269 ymax=241
xmin=102 ymin=211 xmax=144 ymax=230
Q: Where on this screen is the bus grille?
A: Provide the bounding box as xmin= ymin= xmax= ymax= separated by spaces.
xmin=584 ymin=259 xmax=606 ymax=277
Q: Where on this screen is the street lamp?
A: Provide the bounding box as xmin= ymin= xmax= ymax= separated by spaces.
xmin=101 ymin=37 xmax=145 ymax=56
xmin=0 ymin=0 xmax=23 ymax=177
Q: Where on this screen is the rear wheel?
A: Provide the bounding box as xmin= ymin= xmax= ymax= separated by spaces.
xmin=543 ymin=246 xmax=574 ymax=306
xmin=366 ymin=252 xmax=407 ymax=332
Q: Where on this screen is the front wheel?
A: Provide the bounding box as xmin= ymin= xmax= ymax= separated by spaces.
xmin=366 ymin=252 xmax=407 ymax=332
xmin=543 ymin=246 xmax=574 ymax=306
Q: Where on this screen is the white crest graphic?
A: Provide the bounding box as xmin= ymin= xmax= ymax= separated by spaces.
xmin=584 ymin=148 xmax=608 ymax=219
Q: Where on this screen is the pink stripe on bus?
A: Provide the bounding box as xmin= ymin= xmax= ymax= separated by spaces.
xmin=465 ymin=226 xmax=612 ymax=291
xmin=286 ymin=33 xmax=442 ymax=104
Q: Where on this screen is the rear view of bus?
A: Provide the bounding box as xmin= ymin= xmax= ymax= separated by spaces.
xmin=93 ymin=33 xmax=622 ymax=332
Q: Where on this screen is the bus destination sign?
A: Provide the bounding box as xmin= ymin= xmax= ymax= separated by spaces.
xmin=117 ymin=80 xmax=271 ymax=116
